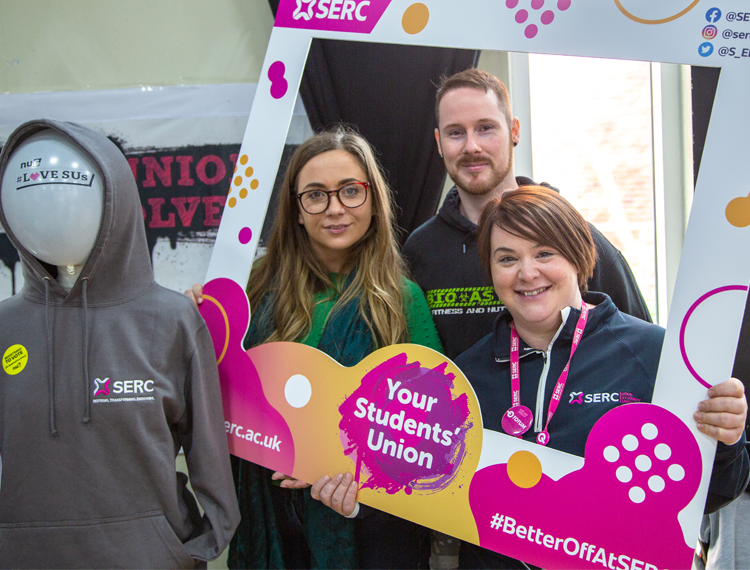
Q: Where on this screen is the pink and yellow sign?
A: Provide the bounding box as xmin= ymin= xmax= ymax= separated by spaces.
xmin=200 ymin=277 xmax=483 ymax=535
xmin=201 ymin=278 xmax=705 ymax=568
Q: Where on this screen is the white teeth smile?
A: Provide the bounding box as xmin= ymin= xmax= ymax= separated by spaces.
xmin=519 ymin=288 xmax=547 ymax=296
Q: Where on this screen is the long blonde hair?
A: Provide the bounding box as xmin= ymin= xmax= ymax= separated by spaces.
xmin=247 ymin=126 xmax=409 ymax=347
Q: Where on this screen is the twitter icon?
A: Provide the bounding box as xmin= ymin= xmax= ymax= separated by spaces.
xmin=699 ymin=42 xmax=714 ymax=57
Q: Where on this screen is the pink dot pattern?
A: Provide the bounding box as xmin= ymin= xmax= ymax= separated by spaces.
xmin=506 ymin=0 xmax=570 ymax=38
xmin=238 ymin=227 xmax=253 ymax=245
xmin=602 ymin=422 xmax=687 ymax=505
xmin=268 ymin=61 xmax=288 ymax=100
xmin=468 ymin=403 xmax=701 ymax=569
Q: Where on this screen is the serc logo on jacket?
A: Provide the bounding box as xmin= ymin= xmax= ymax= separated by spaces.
xmin=568 ymin=391 xmax=642 ymax=405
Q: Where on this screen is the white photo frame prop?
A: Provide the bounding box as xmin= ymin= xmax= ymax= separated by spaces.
xmin=200 ymin=2 xmax=750 ymax=568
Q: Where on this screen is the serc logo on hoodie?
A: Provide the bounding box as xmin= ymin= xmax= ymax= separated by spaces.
xmin=275 ymin=0 xmax=392 ymax=33
xmin=93 ymin=377 xmax=111 ymax=396
xmin=92 ymin=377 xmax=156 ymax=403
xmin=568 ymin=391 xmax=641 ymax=405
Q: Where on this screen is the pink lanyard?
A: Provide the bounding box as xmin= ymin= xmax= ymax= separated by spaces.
xmin=509 ymin=303 xmax=589 ymax=446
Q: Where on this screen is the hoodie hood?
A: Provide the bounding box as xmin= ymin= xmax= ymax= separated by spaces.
xmin=0 ymin=120 xmax=155 ymax=434
xmin=0 ymin=119 xmax=154 ymax=306
xmin=437 ymin=186 xmax=477 ymax=236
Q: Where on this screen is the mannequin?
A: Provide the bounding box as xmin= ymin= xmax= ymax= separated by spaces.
xmin=0 ymin=120 xmax=239 ymax=569
xmin=0 ymin=129 xmax=103 ymax=291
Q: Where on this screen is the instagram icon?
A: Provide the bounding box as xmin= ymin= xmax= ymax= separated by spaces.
xmin=703 ymin=25 xmax=718 ymax=39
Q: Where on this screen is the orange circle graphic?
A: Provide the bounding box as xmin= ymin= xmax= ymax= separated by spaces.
xmin=614 ymin=0 xmax=701 ymax=25
xmin=726 ymin=194 xmax=750 ymax=228
xmin=402 ymin=3 xmax=429 ymax=35
xmin=507 ymin=450 xmax=543 ymax=489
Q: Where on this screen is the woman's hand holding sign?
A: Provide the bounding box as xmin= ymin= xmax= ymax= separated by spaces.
xmin=185 ymin=283 xmax=204 ymax=307
xmin=311 ymin=472 xmax=359 ymax=518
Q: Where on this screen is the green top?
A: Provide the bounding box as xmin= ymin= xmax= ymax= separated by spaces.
xmin=299 ymin=277 xmax=443 ymax=353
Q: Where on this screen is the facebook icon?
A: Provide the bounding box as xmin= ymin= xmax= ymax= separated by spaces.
xmin=706 ymin=8 xmax=721 ymax=23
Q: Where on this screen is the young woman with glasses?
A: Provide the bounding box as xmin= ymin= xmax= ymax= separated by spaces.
xmin=189 ymin=126 xmax=441 ymax=569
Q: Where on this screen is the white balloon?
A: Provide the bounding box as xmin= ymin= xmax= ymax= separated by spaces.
xmin=1 ymin=130 xmax=104 ymax=267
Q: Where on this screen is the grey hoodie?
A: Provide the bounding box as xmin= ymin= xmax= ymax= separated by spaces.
xmin=0 ymin=120 xmax=240 ymax=568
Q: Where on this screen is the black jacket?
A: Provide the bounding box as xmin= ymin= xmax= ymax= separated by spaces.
xmin=403 ymin=179 xmax=652 ymax=360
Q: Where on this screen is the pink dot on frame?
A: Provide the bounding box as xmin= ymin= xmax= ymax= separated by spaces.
xmin=531 ymin=0 xmax=544 ymax=9
xmin=238 ymin=227 xmax=253 ymax=245
xmin=558 ymin=0 xmax=571 ymax=10
xmin=541 ymin=10 xmax=554 ymax=24
xmin=506 ymin=0 xmax=519 ymax=8
xmin=525 ymin=24 xmax=538 ymax=38
xmin=515 ymin=9 xmax=528 ymax=23
xmin=268 ymin=60 xmax=289 ymax=100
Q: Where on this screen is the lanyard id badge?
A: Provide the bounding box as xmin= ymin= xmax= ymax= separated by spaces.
xmin=502 ymin=303 xmax=589 ymax=446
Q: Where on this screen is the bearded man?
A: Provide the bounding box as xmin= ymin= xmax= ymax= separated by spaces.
xmin=403 ymin=68 xmax=651 ymax=361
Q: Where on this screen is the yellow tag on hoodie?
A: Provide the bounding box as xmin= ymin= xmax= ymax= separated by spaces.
xmin=3 ymin=344 xmax=28 ymax=375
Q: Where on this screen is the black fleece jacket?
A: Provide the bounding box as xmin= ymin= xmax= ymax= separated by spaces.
xmin=403 ymin=178 xmax=652 ymax=361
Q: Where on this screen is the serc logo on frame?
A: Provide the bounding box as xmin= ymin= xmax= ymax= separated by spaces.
xmin=293 ymin=0 xmax=371 ymax=22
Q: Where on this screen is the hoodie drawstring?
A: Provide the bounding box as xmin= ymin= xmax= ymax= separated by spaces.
xmin=82 ymin=277 xmax=91 ymax=424
xmin=43 ymin=276 xmax=92 ymax=433
xmin=43 ymin=277 xmax=58 ymax=437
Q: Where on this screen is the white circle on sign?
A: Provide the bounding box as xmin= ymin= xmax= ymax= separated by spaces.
xmin=668 ymin=464 xmax=686 ymax=481
xmin=616 ymin=466 xmax=633 ymax=483
xmin=285 ymin=374 xmax=312 ymax=408
xmin=622 ymin=434 xmax=639 ymax=451
xmin=641 ymin=423 xmax=658 ymax=440
xmin=604 ymin=446 xmax=620 ymax=462
xmin=655 ymin=443 xmax=672 ymax=461
xmin=635 ymin=455 xmax=652 ymax=472
xmin=629 ymin=486 xmax=646 ymax=504
xmin=649 ymin=476 xmax=665 ymax=492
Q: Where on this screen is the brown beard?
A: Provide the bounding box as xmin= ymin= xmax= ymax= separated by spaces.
xmin=452 ymin=138 xmax=514 ymax=196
